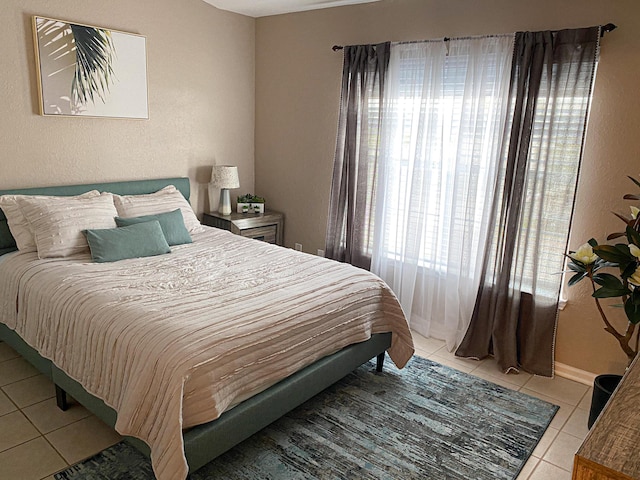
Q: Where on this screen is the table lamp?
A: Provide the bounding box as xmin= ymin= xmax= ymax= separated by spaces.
xmin=211 ymin=165 xmax=239 ymax=215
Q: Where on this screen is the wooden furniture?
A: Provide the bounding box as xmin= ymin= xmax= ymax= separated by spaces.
xmin=0 ymin=178 xmax=392 ymax=475
xmin=202 ymin=210 xmax=283 ymax=246
xmin=573 ymin=356 xmax=640 ymax=480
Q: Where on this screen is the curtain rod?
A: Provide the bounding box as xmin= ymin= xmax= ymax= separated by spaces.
xmin=331 ymin=23 xmax=617 ymax=51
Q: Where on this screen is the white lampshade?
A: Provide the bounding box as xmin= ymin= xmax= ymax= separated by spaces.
xmin=211 ymin=165 xmax=240 ymax=189
xmin=210 ymin=165 xmax=239 ymax=216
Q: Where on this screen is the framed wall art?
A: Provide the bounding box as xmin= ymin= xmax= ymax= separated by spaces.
xmin=32 ymin=16 xmax=149 ymax=119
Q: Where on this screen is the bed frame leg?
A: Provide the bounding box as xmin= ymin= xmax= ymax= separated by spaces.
xmin=55 ymin=385 xmax=69 ymax=411
xmin=376 ymin=352 xmax=385 ymax=372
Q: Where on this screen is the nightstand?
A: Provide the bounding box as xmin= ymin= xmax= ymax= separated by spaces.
xmin=202 ymin=210 xmax=284 ymax=246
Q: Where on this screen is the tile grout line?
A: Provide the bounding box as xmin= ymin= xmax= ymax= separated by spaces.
xmin=0 ymin=398 xmax=72 ymax=463
xmin=0 ymin=344 xmax=77 ymax=474
xmin=0 ymin=370 xmax=42 ymax=389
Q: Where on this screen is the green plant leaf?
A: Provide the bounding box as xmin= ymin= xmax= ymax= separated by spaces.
xmin=625 ymin=295 xmax=640 ymax=324
xmin=622 ymin=261 xmax=639 ymax=280
xmin=616 ymin=243 xmax=632 ymax=254
xmin=598 ymin=260 xmax=619 ymax=269
xmin=237 ymin=193 xmax=265 ymax=203
xmin=623 ymin=194 xmax=640 ymax=201
xmin=568 ymin=272 xmax=588 ymax=286
xmin=567 ymin=262 xmax=585 ymax=273
xmin=593 ymin=286 xmax=632 ymax=298
xmin=633 ymin=289 xmax=640 ymax=306
xmin=628 ymin=175 xmax=640 ymax=189
xmin=587 ymin=238 xmax=598 ymax=248
xmin=607 ymin=232 xmax=627 ymax=241
xmin=613 ymin=212 xmax=631 ymax=225
xmin=627 ymin=225 xmax=640 ymax=247
xmin=589 ymin=259 xmax=613 ymax=274
xmin=593 ymin=273 xmax=625 ymax=289
xmin=594 ymin=244 xmax=632 ymax=264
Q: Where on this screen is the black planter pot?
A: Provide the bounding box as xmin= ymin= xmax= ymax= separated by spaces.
xmin=588 ymin=374 xmax=623 ymax=429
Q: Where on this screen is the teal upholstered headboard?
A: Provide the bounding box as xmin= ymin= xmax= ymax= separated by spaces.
xmin=0 ymin=177 xmax=191 ymax=256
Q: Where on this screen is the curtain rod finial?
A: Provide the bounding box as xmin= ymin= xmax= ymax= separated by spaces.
xmin=332 ymin=45 xmax=344 ymax=51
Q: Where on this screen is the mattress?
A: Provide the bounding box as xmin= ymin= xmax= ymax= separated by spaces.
xmin=0 ymin=227 xmax=414 ymax=479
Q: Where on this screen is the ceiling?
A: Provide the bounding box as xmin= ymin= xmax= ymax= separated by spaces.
xmin=203 ymin=0 xmax=381 ymax=18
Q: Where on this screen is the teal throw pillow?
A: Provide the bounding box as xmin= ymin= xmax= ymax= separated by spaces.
xmin=85 ymin=220 xmax=171 ymax=263
xmin=115 ymin=209 xmax=192 ymax=246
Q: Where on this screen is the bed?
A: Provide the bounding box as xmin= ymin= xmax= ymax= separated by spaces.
xmin=0 ymin=177 xmax=414 ymax=480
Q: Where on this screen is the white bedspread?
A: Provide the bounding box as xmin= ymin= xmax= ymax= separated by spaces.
xmin=0 ymin=228 xmax=413 ymax=480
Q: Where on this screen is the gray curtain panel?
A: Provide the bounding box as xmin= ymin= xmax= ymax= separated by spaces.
xmin=325 ymin=43 xmax=390 ymax=269
xmin=455 ymin=27 xmax=600 ymax=376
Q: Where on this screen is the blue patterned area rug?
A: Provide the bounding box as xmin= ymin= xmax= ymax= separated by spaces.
xmin=55 ymin=356 xmax=557 ymax=480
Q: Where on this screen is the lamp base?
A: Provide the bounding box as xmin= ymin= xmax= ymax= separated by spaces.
xmin=218 ymin=189 xmax=232 ymax=216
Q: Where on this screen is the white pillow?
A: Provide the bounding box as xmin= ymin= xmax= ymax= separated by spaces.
xmin=17 ymin=193 xmax=118 ymax=258
xmin=113 ymin=185 xmax=203 ymax=233
xmin=0 ymin=191 xmax=100 ymax=252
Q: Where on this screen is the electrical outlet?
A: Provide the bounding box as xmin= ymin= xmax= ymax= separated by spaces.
xmin=317 ymin=249 xmax=325 ymax=257
xmin=295 ymin=243 xmax=303 ymax=251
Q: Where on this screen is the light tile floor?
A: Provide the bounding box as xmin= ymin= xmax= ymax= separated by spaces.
xmin=0 ymin=335 xmax=590 ymax=479
xmin=0 ymin=341 xmax=121 ymax=479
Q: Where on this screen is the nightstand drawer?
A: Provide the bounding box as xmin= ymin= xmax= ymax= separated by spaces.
xmin=202 ymin=210 xmax=284 ymax=246
xmin=240 ymin=225 xmax=277 ymax=244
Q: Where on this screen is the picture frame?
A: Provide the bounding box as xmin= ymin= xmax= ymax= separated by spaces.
xmin=32 ymin=16 xmax=149 ymax=119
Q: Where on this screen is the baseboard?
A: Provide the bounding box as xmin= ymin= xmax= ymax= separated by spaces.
xmin=555 ymin=361 xmax=596 ymax=386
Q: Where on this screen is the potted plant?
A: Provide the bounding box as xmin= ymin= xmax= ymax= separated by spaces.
xmin=566 ymin=175 xmax=640 ymax=428
xmin=237 ymin=194 xmax=265 ymax=214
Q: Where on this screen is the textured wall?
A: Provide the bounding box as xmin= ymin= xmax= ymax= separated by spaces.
xmin=1 ymin=0 xmax=255 ymax=216
xmin=255 ymin=0 xmax=640 ymax=374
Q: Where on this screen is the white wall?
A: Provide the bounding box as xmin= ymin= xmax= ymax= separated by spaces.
xmin=1 ymin=0 xmax=255 ymax=215
xmin=255 ymin=0 xmax=640 ymax=374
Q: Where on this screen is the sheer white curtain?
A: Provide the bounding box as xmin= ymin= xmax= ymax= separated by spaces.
xmin=370 ymin=36 xmax=514 ymax=350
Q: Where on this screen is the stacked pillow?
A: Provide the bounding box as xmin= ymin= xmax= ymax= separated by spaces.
xmin=0 ymin=191 xmax=101 ymax=253
xmin=0 ymin=185 xmax=198 ymax=263
xmin=17 ymin=193 xmax=118 ymax=258
xmin=113 ymin=185 xmax=202 ymax=234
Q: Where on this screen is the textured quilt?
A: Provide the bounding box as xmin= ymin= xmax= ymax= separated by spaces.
xmin=0 ymin=228 xmax=414 ymax=480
